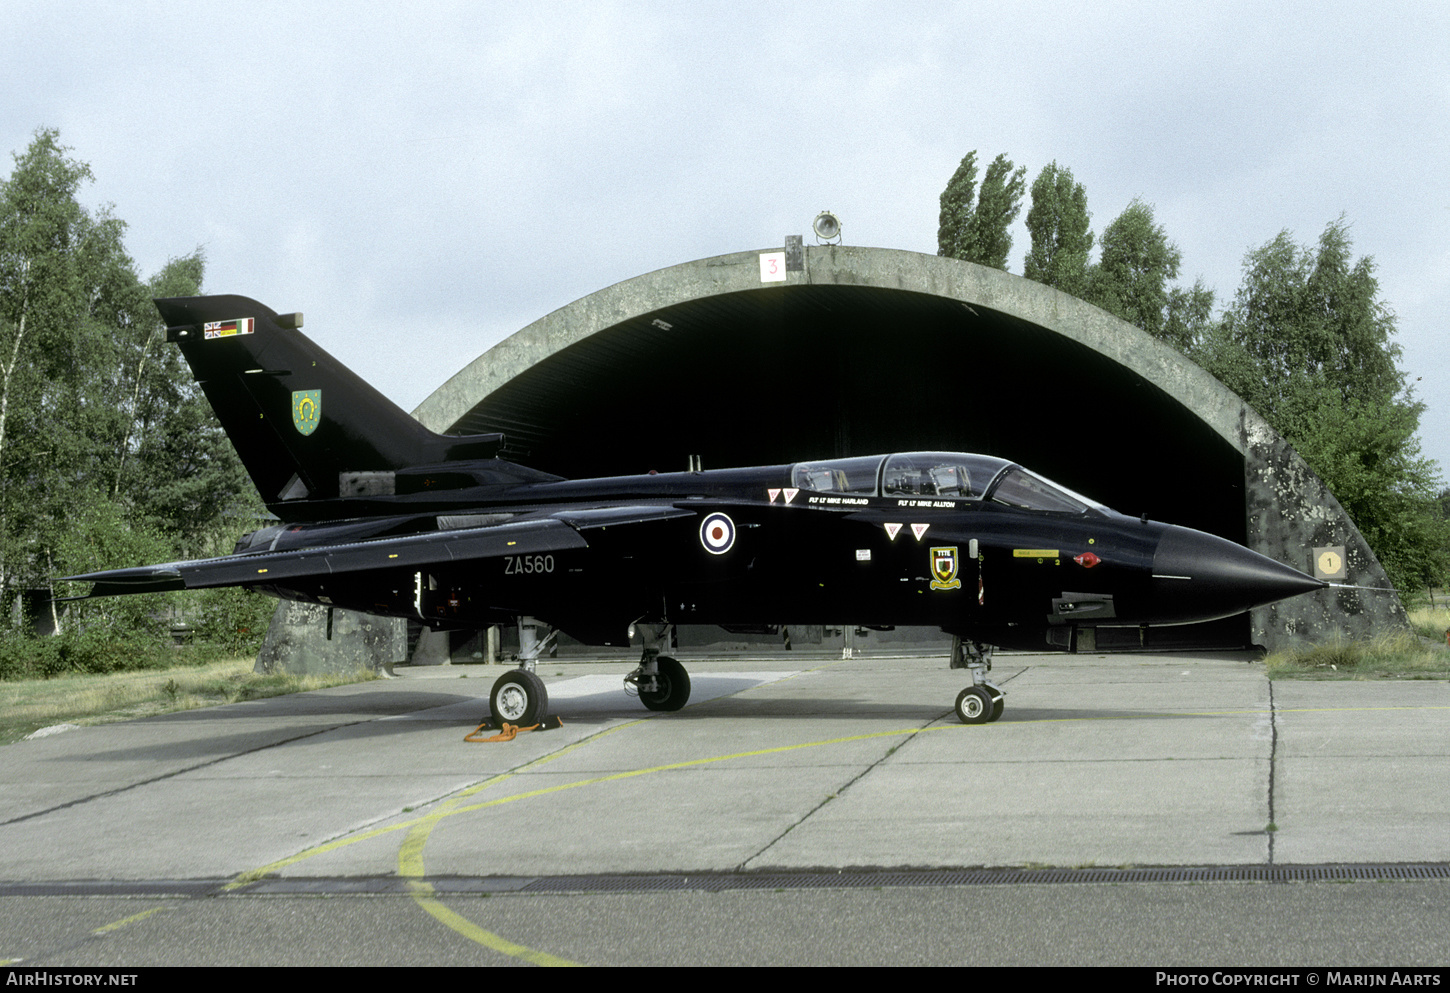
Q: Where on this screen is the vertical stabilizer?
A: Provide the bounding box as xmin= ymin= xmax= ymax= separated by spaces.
xmin=155 ymin=295 xmax=497 ymax=518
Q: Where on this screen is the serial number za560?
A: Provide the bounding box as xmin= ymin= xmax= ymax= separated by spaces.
xmin=504 ymin=554 xmax=555 ymax=575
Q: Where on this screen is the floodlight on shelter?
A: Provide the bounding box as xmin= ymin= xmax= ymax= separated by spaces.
xmin=812 ymin=211 xmax=841 ymax=244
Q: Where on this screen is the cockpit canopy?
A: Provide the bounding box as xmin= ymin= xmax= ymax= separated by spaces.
xmin=789 ymin=452 xmax=1106 ymax=514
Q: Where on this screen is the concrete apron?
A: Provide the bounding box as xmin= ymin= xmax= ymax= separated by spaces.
xmin=1 ymin=652 xmax=1446 ymax=883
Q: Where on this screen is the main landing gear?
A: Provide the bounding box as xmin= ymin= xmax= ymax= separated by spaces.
xmin=950 ymin=637 xmax=1004 ymax=725
xmin=487 ymin=617 xmax=554 ymax=727
xmin=624 ymin=625 xmax=692 ymax=712
xmin=490 ymin=668 xmax=549 ymax=726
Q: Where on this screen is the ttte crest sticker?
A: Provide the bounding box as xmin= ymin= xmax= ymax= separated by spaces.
xmin=929 ymin=546 xmax=961 ymax=590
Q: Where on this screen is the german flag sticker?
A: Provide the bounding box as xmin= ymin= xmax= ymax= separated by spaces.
xmin=203 ymin=318 xmax=254 ymax=339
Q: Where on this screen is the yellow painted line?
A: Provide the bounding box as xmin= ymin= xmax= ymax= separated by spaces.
xmin=223 ymin=720 xmax=650 ymax=890
xmin=407 ymin=881 xmax=580 ymax=967
xmin=93 ymin=906 xmax=169 ymax=934
xmin=399 ymin=791 xmax=583 ymax=965
xmin=227 ymin=698 xmax=1450 ymax=890
xmin=215 ymin=692 xmax=1450 ymax=957
xmin=229 ymin=724 xmax=936 ymax=890
xmin=356 ymin=721 xmax=651 ymax=964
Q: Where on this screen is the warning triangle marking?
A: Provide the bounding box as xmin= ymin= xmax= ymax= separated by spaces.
xmin=884 ymin=522 xmax=903 ymax=541
xmin=911 ymin=523 xmax=930 ymax=541
xmin=783 ymin=488 xmax=799 ymax=504
xmin=768 ymin=489 xmax=780 ymax=504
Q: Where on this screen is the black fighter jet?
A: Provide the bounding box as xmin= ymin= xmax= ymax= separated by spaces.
xmin=67 ymin=296 xmax=1325 ymax=726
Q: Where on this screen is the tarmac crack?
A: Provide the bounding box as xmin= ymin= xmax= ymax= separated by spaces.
xmin=738 ymin=747 xmax=897 ymax=872
xmin=737 ymin=668 xmax=1029 ymax=871
xmin=1267 ymin=679 xmax=1279 ymax=864
xmin=0 ymin=721 xmax=370 ymax=828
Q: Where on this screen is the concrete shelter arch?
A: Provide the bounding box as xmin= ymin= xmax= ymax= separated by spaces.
xmin=414 ymin=246 xmax=1404 ymax=650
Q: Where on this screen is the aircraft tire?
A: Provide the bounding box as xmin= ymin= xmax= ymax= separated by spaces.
xmin=640 ymin=655 xmax=691 ymax=712
xmin=990 ymin=692 xmax=1005 ymax=722
xmin=491 ymin=670 xmax=549 ymax=727
xmin=955 ymin=685 xmax=994 ymax=725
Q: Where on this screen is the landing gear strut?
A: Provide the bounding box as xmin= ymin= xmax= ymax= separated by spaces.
xmin=624 ymin=624 xmax=692 ymax=712
xmin=950 ymin=637 xmax=1004 ymax=725
xmin=487 ymin=616 xmax=554 ymax=727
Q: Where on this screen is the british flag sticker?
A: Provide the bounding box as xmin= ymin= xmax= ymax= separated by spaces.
xmin=203 ymin=317 xmax=254 ymax=339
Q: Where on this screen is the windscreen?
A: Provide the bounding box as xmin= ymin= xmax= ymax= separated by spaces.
xmin=988 ymin=467 xmax=1100 ymax=513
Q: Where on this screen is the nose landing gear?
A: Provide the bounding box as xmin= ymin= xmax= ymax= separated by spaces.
xmin=955 ymin=683 xmax=1004 ymax=724
xmin=951 ymin=637 xmax=1004 ymax=725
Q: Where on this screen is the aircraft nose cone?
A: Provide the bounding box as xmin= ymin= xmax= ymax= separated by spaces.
xmin=1151 ymin=526 xmax=1326 ymax=624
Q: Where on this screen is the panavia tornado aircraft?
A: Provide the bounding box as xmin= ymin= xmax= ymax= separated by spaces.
xmin=68 ymin=296 xmax=1326 ymax=726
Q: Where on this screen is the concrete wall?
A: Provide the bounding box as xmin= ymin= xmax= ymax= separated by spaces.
xmin=256 ymin=601 xmax=406 ymax=676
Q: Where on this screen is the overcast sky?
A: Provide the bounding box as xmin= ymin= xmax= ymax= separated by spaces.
xmin=5 ymin=2 xmax=1448 ymax=477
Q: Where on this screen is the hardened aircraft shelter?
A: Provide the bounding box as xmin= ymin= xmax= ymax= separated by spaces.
xmin=411 ymin=245 xmax=1402 ymax=653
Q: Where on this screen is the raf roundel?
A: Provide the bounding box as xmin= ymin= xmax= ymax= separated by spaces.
xmin=699 ymin=512 xmax=736 ymax=555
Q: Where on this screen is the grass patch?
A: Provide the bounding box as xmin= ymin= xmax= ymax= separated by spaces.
xmin=0 ymin=659 xmax=378 ymax=745
xmin=1407 ymin=604 xmax=1450 ymax=644
xmin=1264 ymin=632 xmax=1450 ymax=680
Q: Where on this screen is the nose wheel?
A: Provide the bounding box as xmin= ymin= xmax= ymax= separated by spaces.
xmin=951 ymin=637 xmax=1004 ymax=724
xmin=955 ymin=685 xmax=1004 ymax=724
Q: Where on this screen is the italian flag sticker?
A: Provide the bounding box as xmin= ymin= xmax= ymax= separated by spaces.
xmin=203 ymin=318 xmax=255 ymax=339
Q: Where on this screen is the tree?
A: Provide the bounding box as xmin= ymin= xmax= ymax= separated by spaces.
xmin=1023 ymin=161 xmax=1094 ymax=297
xmin=1290 ymin=390 xmax=1445 ymax=593
xmin=1207 ymin=221 xmax=1404 ymax=437
xmin=938 ymin=151 xmax=1026 ymax=270
xmin=0 ymin=129 xmax=259 ymax=641
xmin=49 ymin=487 xmax=180 ymax=638
xmin=937 ymin=151 xmax=978 ymax=263
xmin=105 ymin=251 xmax=258 ymax=556
xmin=1087 ymin=198 xmax=1185 ymax=341
xmin=0 ymin=129 xmax=101 ymax=601
xmin=1197 ymin=219 xmax=1447 ymax=592
xmin=1164 ymin=278 xmax=1217 ymax=355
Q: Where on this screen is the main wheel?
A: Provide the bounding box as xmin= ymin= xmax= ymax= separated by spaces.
xmin=955 ymin=685 xmax=995 ymax=725
xmin=490 ymin=670 xmax=549 ymax=726
xmin=639 ymin=655 xmax=691 ymax=712
xmin=990 ymin=692 xmax=1005 ymax=722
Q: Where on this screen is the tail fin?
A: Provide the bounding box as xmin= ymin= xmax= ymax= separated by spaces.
xmin=156 ymin=295 xmax=501 ymax=519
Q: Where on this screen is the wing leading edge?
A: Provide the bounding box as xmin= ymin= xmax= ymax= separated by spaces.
xmin=63 ymin=505 xmax=696 ymax=599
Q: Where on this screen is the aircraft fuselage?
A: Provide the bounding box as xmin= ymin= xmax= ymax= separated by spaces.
xmin=231 ymin=459 xmax=1319 ymax=653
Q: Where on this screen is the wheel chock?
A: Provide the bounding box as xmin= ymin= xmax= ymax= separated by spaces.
xmin=465 ymin=715 xmax=563 ymax=742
